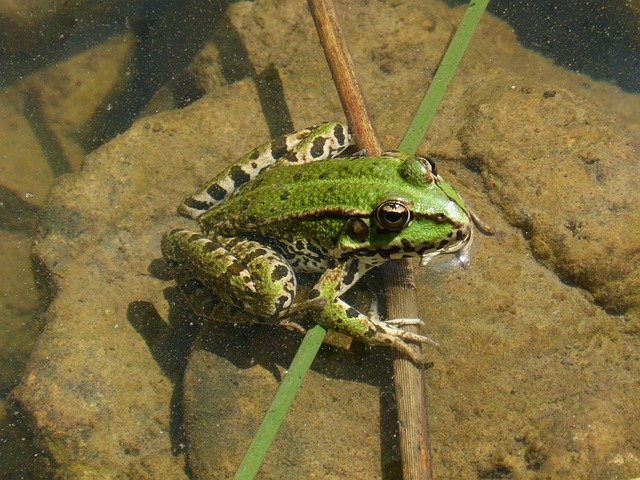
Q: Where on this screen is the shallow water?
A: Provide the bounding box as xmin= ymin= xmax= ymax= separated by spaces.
xmin=1 ymin=0 xmax=638 ymax=478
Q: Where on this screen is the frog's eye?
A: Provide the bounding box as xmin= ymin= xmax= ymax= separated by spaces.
xmin=375 ymin=201 xmax=411 ymax=231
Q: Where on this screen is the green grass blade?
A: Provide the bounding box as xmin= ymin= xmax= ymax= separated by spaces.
xmin=234 ymin=324 xmax=326 ymax=479
xmin=399 ymin=0 xmax=490 ymax=154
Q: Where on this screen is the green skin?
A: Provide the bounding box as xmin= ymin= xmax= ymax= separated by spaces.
xmin=162 ymin=122 xmax=473 ymax=362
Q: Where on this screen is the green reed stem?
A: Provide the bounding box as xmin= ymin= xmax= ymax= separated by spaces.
xmin=399 ymin=0 xmax=489 ymax=154
xmin=234 ymin=324 xmax=326 ymax=479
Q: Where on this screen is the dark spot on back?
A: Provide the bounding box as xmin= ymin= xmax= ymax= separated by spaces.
xmin=224 ymin=237 xmax=241 ymax=250
xmin=230 ymin=166 xmax=251 ymax=188
xmin=343 ymin=261 xmax=359 ymax=287
xmin=244 ymin=248 xmax=268 ymax=264
xmin=275 ymin=294 xmax=289 ymax=312
xmin=271 ymin=137 xmax=288 ymax=158
xmin=280 ymin=191 xmax=289 ymax=201
xmin=226 ymin=262 xmax=244 ymax=277
xmin=308 ymin=288 xmax=320 ymax=299
xmin=438 ymin=239 xmax=449 ymax=249
xmin=202 ymin=241 xmax=217 ymax=253
xmin=333 ymin=124 xmax=345 ymax=146
xmin=306 ymin=242 xmax=324 ymax=257
xmin=183 ymin=197 xmax=213 ymax=212
xmin=206 ymin=183 xmax=227 ymax=201
xmin=271 ymin=264 xmax=289 ymax=281
xmin=310 ymin=137 xmax=326 ymax=158
xmin=293 ymin=172 xmax=303 ymax=182
xmin=346 ymin=307 xmax=359 ymax=318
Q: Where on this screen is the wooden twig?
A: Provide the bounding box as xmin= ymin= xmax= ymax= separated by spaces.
xmin=307 ymin=0 xmax=381 ymax=157
xmin=386 ymin=260 xmax=433 ymax=480
xmin=307 ymin=1 xmax=432 ymax=479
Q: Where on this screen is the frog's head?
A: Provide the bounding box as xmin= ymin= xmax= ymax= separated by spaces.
xmin=338 ymin=153 xmax=474 ymax=266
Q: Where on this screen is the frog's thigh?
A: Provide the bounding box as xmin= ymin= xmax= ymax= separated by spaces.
xmin=162 ymin=229 xmax=296 ymax=319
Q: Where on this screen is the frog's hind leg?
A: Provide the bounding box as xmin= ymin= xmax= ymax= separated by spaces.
xmin=172 ymin=274 xmax=305 ymax=333
xmin=178 ymin=121 xmax=351 ymax=219
xmin=162 ymin=229 xmax=301 ymax=330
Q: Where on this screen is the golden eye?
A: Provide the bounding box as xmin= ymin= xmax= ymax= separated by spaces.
xmin=375 ymin=200 xmax=411 ymax=231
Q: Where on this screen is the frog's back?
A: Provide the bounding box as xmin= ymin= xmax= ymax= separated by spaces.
xmin=198 ymin=156 xmax=404 ymax=238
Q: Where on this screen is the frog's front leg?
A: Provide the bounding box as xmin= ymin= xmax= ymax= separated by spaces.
xmin=162 ymin=228 xmax=301 ymax=329
xmin=179 ymin=121 xmax=351 ymax=219
xmin=302 ymin=260 xmax=430 ymax=363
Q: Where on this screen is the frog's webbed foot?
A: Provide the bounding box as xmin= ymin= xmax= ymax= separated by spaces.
xmin=373 ymin=316 xmax=439 ymax=348
xmin=364 ymin=319 xmax=432 ymax=364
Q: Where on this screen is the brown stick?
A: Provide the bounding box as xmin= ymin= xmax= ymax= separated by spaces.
xmin=307 ymin=0 xmax=381 ymax=157
xmin=307 ymin=1 xmax=432 ymax=479
xmin=385 ymin=260 xmax=433 ymax=479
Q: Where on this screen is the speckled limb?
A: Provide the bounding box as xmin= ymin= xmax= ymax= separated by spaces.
xmin=178 ymin=121 xmax=351 ymax=219
xmin=302 ymin=261 xmax=430 ymax=363
xmin=161 ymin=228 xmax=296 ymax=320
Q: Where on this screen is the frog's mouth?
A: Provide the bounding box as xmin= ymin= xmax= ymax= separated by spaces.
xmin=419 ymin=223 xmax=474 ymax=267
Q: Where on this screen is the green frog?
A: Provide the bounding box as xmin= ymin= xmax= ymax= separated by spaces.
xmin=162 ymin=121 xmax=474 ymax=362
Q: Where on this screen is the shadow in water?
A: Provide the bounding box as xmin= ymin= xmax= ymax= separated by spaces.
xmin=136 ymin=258 xmax=421 ymax=475
xmin=127 ymin=296 xmax=198 ymax=456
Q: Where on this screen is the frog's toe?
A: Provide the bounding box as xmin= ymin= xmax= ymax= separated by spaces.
xmin=278 ymin=319 xmax=306 ymax=333
xmin=287 ymin=296 xmax=327 ymax=316
xmin=378 ymin=336 xmax=429 ymax=364
xmin=369 ymin=315 xmax=438 ymax=348
xmin=386 ymin=317 xmax=425 ymax=327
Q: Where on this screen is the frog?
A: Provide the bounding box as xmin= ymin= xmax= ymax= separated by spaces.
xmin=161 ymin=121 xmax=474 ymax=363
